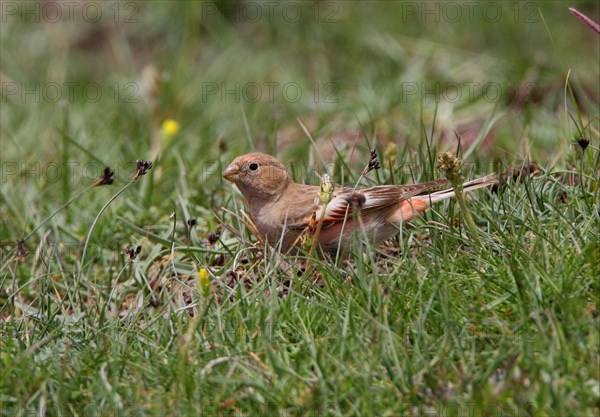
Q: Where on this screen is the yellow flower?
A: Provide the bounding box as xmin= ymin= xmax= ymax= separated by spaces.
xmin=161 ymin=119 xmax=180 ymax=138
xmin=197 ymin=268 xmax=211 ymax=297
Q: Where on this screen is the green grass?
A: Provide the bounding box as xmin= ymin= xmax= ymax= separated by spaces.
xmin=1 ymin=1 xmax=599 ymax=416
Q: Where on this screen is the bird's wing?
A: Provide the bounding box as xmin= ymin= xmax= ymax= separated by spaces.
xmin=287 ymin=179 xmax=449 ymax=229
xmin=322 ymin=181 xmax=446 ymax=222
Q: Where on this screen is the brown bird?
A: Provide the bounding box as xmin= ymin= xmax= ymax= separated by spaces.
xmin=222 ymin=152 xmax=498 ymax=255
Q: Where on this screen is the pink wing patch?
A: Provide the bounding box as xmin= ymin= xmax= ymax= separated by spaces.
xmin=395 ymin=198 xmax=430 ymax=223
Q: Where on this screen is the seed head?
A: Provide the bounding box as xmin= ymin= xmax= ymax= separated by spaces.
xmin=16 ymin=240 xmax=28 ymax=259
xmin=133 ymin=160 xmax=153 ymax=180
xmin=436 ymin=152 xmax=464 ymax=183
xmin=362 ymin=148 xmax=381 ymax=175
xmin=318 ymin=174 xmax=334 ymax=205
xmin=207 ymin=228 xmax=221 ymax=245
xmin=93 ymin=167 xmax=115 ymax=187
xmin=124 ymin=245 xmax=141 ymax=262
xmin=577 ymin=137 xmax=589 ymax=151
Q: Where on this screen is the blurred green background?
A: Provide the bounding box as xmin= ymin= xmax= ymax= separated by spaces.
xmin=1 ymin=1 xmax=599 ymax=415
xmin=2 ymin=1 xmax=598 ymax=197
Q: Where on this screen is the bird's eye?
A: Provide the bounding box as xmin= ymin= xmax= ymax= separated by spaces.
xmin=248 ymin=162 xmax=259 ymax=171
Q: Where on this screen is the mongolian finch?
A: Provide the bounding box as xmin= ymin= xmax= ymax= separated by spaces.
xmin=223 ymin=152 xmax=499 ymax=255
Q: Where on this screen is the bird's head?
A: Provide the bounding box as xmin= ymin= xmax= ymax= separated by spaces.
xmin=223 ymin=153 xmax=291 ymax=201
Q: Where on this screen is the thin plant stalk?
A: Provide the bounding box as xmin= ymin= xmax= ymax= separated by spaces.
xmin=79 ymin=179 xmax=136 ymax=272
xmin=436 ymin=152 xmax=482 ymax=247
xmin=22 ymin=184 xmax=95 ymax=243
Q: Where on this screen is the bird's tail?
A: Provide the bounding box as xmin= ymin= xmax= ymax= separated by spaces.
xmin=419 ymin=173 xmax=498 ymax=204
xmin=392 ymin=163 xmax=541 ymax=224
xmin=421 ymin=162 xmax=543 ymax=204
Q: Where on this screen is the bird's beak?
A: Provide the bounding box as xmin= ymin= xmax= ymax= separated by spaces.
xmin=222 ymin=164 xmax=239 ymax=182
